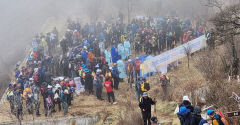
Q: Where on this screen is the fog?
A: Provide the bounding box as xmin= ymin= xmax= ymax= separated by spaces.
xmin=0 ymin=0 xmax=233 ymax=93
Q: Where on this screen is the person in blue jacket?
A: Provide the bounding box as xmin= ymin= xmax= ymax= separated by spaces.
xmin=177 ymin=106 xmax=195 ymax=125
xmin=111 ymin=45 xmax=118 ymax=63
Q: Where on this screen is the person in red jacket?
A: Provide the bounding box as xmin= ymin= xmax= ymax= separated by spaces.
xmin=104 ymin=77 xmax=117 ymax=104
xmin=135 ymin=57 xmax=141 ymax=81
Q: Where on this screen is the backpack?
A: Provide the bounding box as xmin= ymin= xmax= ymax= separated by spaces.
xmin=141 ymin=81 xmax=150 ymax=92
xmin=213 ymin=114 xmax=225 ymax=125
xmin=144 ymin=82 xmax=150 ymax=91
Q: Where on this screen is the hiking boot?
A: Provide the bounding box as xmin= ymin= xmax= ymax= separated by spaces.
xmin=113 ymin=102 xmax=118 ymax=105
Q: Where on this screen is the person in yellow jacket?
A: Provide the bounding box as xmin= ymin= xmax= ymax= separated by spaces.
xmin=141 ymin=78 xmax=150 ymax=92
xmin=121 ymin=34 xmax=126 ymax=43
xmin=207 ymin=109 xmax=229 ymax=125
xmin=41 ymin=37 xmax=48 ymax=55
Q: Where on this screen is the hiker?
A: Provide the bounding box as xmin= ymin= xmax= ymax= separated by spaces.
xmin=6 ymin=85 xmax=15 ymax=114
xmin=105 ymin=69 xmax=113 ymax=88
xmin=104 ymin=77 xmax=117 ymax=104
xmin=139 ymin=92 xmax=156 ymax=125
xmin=193 ymin=106 xmax=203 ymax=125
xmin=160 ymin=74 xmax=169 ymax=100
xmin=207 ymin=109 xmax=229 ymax=125
xmin=60 ymin=38 xmax=68 ymax=55
xmin=117 ymin=55 xmax=127 ymax=81
xmin=85 ymin=69 xmax=94 ymax=95
xmin=136 ymin=77 xmax=143 ymax=99
xmin=44 ymin=85 xmax=54 ymax=116
xmin=104 ymin=49 xmax=112 ymax=65
xmin=32 ymin=85 xmax=41 ymax=116
xmin=177 ymin=106 xmax=195 ymax=125
xmin=54 ymin=89 xmax=61 ymax=112
xmin=14 ymin=90 xmax=23 ymax=120
xmin=134 ymin=57 xmax=141 ymax=81
xmin=60 ymin=89 xmax=69 ymax=115
xmin=124 ymin=38 xmax=131 ymax=59
xmin=111 ymin=45 xmax=118 ymax=63
xmin=24 ymin=88 xmax=33 ymax=114
xmin=126 ymin=59 xmax=134 ymax=88
xmin=45 ymin=95 xmax=54 ymax=117
xmin=112 ymin=63 xmax=120 ymax=90
xmin=94 ymin=69 xmax=104 ymax=100
xmin=117 ymin=43 xmax=125 ymax=60
xmin=179 ymin=96 xmax=194 ymax=112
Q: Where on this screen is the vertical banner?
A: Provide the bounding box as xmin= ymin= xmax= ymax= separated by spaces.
xmin=74 ymin=77 xmax=85 ymax=95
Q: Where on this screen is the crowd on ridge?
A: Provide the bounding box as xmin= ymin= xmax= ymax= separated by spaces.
xmin=5 ymin=16 xmax=207 ymax=125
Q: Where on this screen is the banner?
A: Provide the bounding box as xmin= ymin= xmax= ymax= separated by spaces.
xmin=142 ymin=35 xmax=206 ymax=74
xmin=74 ymin=77 xmax=85 ymax=95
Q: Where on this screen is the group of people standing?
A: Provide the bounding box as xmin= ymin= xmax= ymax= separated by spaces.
xmin=5 ymin=15 xmax=205 ymax=124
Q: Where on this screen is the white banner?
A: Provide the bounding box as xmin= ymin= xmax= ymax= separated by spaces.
xmin=74 ymin=77 xmax=85 ymax=95
xmin=142 ymin=35 xmax=206 ymax=74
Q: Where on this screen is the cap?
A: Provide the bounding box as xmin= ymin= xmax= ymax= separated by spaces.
xmin=84 ymin=68 xmax=90 ymax=73
xmin=47 ymin=85 xmax=52 ymax=89
xmin=183 ymin=96 xmax=190 ymax=101
xmin=96 ymin=69 xmax=102 ymax=73
xmin=142 ymin=92 xmax=148 ymax=97
xmin=207 ymin=109 xmax=214 ymax=115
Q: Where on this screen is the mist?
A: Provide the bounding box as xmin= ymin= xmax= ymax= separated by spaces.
xmin=0 ymin=0 xmax=232 ymax=93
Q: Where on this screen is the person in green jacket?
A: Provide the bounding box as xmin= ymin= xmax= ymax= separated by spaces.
xmin=60 ymin=89 xmax=69 ymax=115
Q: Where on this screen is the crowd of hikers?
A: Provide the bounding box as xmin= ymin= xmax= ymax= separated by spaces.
xmin=139 ymin=94 xmax=230 ymax=125
xmin=176 ymin=96 xmax=229 ymax=125
xmin=5 ymin=16 xmax=208 ymax=124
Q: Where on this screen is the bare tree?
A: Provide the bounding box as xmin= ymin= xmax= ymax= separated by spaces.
xmin=211 ymin=3 xmax=240 ymax=76
xmin=184 ymin=45 xmax=192 ymax=68
xmin=199 ymin=0 xmax=223 ymax=12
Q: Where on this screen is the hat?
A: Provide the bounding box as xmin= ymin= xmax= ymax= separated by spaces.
xmin=95 ymin=64 xmax=99 ymax=68
xmin=84 ymin=68 xmax=90 ymax=73
xmin=55 ymin=84 xmax=61 ymax=88
xmin=65 ymin=78 xmax=69 ymax=82
xmin=136 ymin=57 xmax=139 ymax=60
xmin=109 ymin=67 xmax=113 ymax=70
xmin=47 ymin=85 xmax=52 ymax=89
xmin=81 ymin=64 xmax=86 ymax=68
xmin=96 ymin=69 xmax=102 ymax=73
xmin=128 ymin=59 xmax=132 ymax=62
xmin=64 ymin=89 xmax=69 ymax=94
xmin=29 ymin=78 xmax=34 ymax=81
xmin=142 ymin=92 xmax=148 ymax=97
xmin=150 ymin=117 xmax=158 ymax=123
xmin=28 ymin=57 xmax=33 ymax=61
xmin=207 ymin=109 xmax=214 ymax=115
xmin=183 ymin=96 xmax=190 ymax=101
